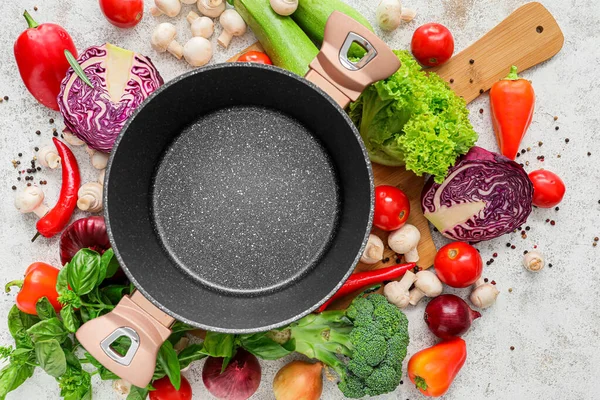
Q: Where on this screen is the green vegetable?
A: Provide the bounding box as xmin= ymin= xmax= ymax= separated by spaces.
xmin=35 ymin=339 xmax=66 ymax=377
xmin=36 ymin=297 xmax=57 ymax=320
xmin=234 ymin=0 xmax=318 ymax=75
xmin=292 ymin=0 xmax=373 ymax=58
xmin=349 ymin=50 xmax=478 ymax=183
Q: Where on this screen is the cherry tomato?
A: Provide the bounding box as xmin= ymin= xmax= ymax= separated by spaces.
xmin=149 ymin=376 xmax=192 ymax=400
xmin=99 ymin=0 xmax=143 ymax=28
xmin=434 ymin=242 xmax=482 ymax=288
xmin=528 ymin=169 xmax=565 ymax=208
xmin=237 ymin=51 xmax=273 ymax=65
xmin=411 ymin=23 xmax=454 ymax=67
xmin=373 ymin=185 xmax=410 ymax=231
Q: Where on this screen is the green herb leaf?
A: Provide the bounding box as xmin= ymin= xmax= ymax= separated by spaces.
xmin=64 ymin=50 xmax=94 ymax=89
xmin=202 ymin=331 xmax=235 ymax=358
xmin=67 ymin=249 xmax=102 ymax=296
xmin=26 ymin=318 xmax=68 ymax=343
xmin=63 ymin=348 xmax=81 ymax=371
xmin=127 ymin=385 xmax=149 ymax=400
xmin=0 ymin=362 xmax=35 ymax=399
xmin=35 ymin=297 xmax=57 ymax=320
xmin=35 ymin=339 xmax=66 ymax=377
xmin=239 ymin=332 xmax=293 ymax=360
xmin=58 ymin=366 xmax=92 ymax=400
xmin=177 ymin=344 xmax=207 ymax=370
xmin=100 ymin=248 xmax=120 ymax=280
xmin=7 ymin=306 xmax=38 ymax=348
xmin=101 ymin=285 xmax=129 ymax=305
xmin=60 ymin=305 xmax=80 ymax=333
xmin=79 ymin=306 xmax=98 ymax=324
xmin=157 ymin=341 xmax=181 ymax=391
xmin=167 ymin=321 xmax=197 ymax=345
xmin=56 ymin=267 xmax=69 ymax=294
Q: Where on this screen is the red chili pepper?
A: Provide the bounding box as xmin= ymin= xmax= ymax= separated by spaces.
xmin=489 ymin=65 xmax=535 ymax=160
xmin=317 ymin=262 xmax=416 ymax=312
xmin=5 ymin=262 xmax=62 ymax=315
xmin=14 ymin=10 xmax=77 ymax=111
xmin=35 ymin=138 xmax=81 ymax=239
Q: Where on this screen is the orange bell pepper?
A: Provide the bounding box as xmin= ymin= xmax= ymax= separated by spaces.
xmin=407 ymin=338 xmax=467 ymax=397
xmin=5 ymin=262 xmax=62 ymax=315
xmin=489 ymin=65 xmax=535 ymax=160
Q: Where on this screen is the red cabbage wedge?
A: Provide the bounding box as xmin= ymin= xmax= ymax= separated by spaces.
xmin=421 ymin=146 xmax=533 ymax=242
xmin=58 ymin=43 xmax=163 ymax=152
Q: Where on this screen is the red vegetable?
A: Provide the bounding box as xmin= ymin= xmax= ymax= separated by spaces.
xmin=373 ymin=185 xmax=410 ymax=231
xmin=528 ymin=169 xmax=565 ymax=208
xmin=490 ymin=66 xmax=535 ymax=160
xmin=99 ymin=0 xmax=143 ymax=28
xmin=273 ymin=361 xmax=323 ymax=400
xmin=59 ymin=217 xmax=111 ymax=265
xmin=434 ymin=242 xmax=482 ymax=288
xmin=237 ymin=51 xmax=272 ymax=65
xmin=424 ymin=294 xmax=481 ymax=339
xmin=35 ymin=138 xmax=81 ymax=239
xmin=149 ymin=376 xmax=192 ymax=400
xmin=5 ymin=262 xmax=62 ymax=315
xmin=411 ymin=23 xmax=454 ymax=67
xmin=14 ymin=10 xmax=77 ymax=111
xmin=202 ymin=349 xmax=261 ymax=400
xmin=317 ymin=262 xmax=415 ymax=312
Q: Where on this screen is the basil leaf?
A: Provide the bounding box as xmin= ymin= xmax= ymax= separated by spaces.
xmin=35 ymin=339 xmax=66 ymax=377
xmin=56 ymin=266 xmax=69 ymax=294
xmin=0 ymin=362 xmax=34 ymax=399
xmin=127 ymin=385 xmax=149 ymax=400
xmin=67 ymin=249 xmax=102 ymax=295
xmin=177 ymin=344 xmax=207 ymax=370
xmin=7 ymin=306 xmax=37 ymax=348
xmin=63 ymin=348 xmax=81 ymax=371
xmin=239 ymin=332 xmax=293 ymax=360
xmin=84 ymin=352 xmax=102 ymax=369
xmin=100 ymin=248 xmax=120 ymax=280
xmin=58 ymin=367 xmax=91 ymax=400
xmin=60 ymin=305 xmax=80 ymax=333
xmin=101 ymin=285 xmax=129 ymax=305
xmin=35 ymin=297 xmax=57 ymax=320
xmin=167 ymin=321 xmax=197 ymax=345
xmin=157 ymin=341 xmax=181 ymax=390
xmin=203 ymin=331 xmax=235 ymax=358
xmin=10 ymin=348 xmax=32 ymax=357
xmin=99 ymin=367 xmax=120 ymax=381
xmin=26 ymin=318 xmax=68 ymax=343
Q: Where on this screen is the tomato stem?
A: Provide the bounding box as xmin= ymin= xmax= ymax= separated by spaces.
xmin=23 ymin=10 xmax=39 ymax=29
xmin=5 ymin=280 xmax=24 ymax=293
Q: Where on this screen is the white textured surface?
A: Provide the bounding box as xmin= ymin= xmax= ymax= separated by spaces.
xmin=1 ymin=0 xmax=599 ymax=399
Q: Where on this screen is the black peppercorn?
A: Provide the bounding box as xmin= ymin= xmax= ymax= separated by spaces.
xmin=479 ymin=89 xmax=484 ymax=94
xmin=510 ymin=346 xmax=515 ymax=351
xmin=34 ymin=147 xmax=39 ymax=151
xmin=548 ymin=263 xmax=553 ymax=268
xmin=36 ymin=167 xmax=41 ymax=171
xmin=53 ymin=131 xmax=58 ymax=137
xmin=18 ymin=153 xmax=22 ymax=157
xmin=35 ymin=130 xmax=41 ymax=135
xmin=49 ymin=118 xmax=54 ymax=124
xmin=3 ymin=96 xmax=8 ymax=101
xmin=554 ymin=207 xmax=559 ymax=211
xmin=486 ymin=261 xmax=491 ymax=266
xmin=525 ymin=226 xmax=530 ymax=231
xmin=449 ymin=78 xmax=454 ymax=83
xmin=506 ymin=243 xmax=511 ymax=247
xmin=565 ymin=138 xmax=570 ymax=143
xmin=469 ymin=78 xmax=474 ymax=83
xmin=484 ymin=278 xmax=489 ymax=283
xmin=555 ymin=126 xmax=559 ymax=131
xmin=524 ymin=250 xmax=528 ymax=254
xmin=469 ymin=59 xmax=475 ymax=64
xmin=521 ymin=149 xmax=526 ymax=154
xmin=588 ymin=152 xmax=591 ymax=156
xmin=11 ymin=186 xmax=16 ymax=190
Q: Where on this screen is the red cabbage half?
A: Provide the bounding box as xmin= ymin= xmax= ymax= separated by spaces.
xmin=58 ymin=43 xmax=163 ymax=152
xmin=421 ymin=146 xmax=533 ymax=242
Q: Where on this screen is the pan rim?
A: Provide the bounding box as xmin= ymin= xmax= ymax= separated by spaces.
xmin=104 ymin=62 xmax=374 ymax=333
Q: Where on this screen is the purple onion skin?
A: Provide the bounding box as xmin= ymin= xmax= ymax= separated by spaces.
xmin=202 ymin=349 xmax=261 ymax=400
xmin=424 ymin=294 xmax=481 ymax=339
xmin=59 ymin=216 xmax=111 ymax=265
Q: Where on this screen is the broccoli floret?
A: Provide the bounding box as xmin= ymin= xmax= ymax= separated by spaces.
xmin=338 ymin=374 xmax=366 ymax=399
xmin=365 ymin=364 xmax=400 ymax=395
xmin=347 ymin=358 xmax=373 ymax=379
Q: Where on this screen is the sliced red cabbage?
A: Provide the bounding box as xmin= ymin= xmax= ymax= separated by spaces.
xmin=421 ymin=146 xmax=533 ymax=242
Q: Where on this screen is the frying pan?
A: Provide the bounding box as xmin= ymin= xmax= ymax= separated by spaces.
xmin=76 ymin=12 xmax=400 ymax=387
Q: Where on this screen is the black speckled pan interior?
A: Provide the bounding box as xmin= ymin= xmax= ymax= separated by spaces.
xmin=105 ymin=63 xmax=373 ymax=333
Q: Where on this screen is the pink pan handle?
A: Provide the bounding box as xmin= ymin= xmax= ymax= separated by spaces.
xmin=76 ymin=291 xmax=175 ymax=388
xmin=305 ymin=11 xmax=401 ymax=108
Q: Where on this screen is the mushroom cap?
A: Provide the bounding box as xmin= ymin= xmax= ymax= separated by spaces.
xmin=384 ymin=281 xmax=410 ymax=307
xmin=388 ymin=224 xmax=421 ymax=253
xmin=470 ymin=284 xmax=500 ymax=308
xmin=191 ymin=16 xmax=214 ymax=38
xmin=183 ymin=37 xmax=213 ymax=67
xmin=376 ymin=0 xmax=403 ymax=31
xmin=15 ymin=186 xmax=45 ymax=213
xmin=197 ymin=0 xmax=226 ymax=18
xmin=414 ymin=270 xmax=443 ymax=296
xmin=270 ymin=0 xmax=298 ymax=16
xmin=155 ymin=0 xmax=181 ymax=17
xmin=219 ymin=9 xmax=247 ymax=35
xmin=152 ymin=23 xmax=178 ymax=52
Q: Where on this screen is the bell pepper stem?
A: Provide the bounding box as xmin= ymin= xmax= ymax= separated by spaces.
xmin=415 ymin=376 xmax=428 ymax=391
xmin=5 ymin=280 xmax=24 ymax=293
xmin=23 ymin=10 xmax=39 ymax=29
xmin=31 ymin=231 xmax=41 ymax=243
xmin=64 ymin=50 xmax=94 ymax=88
xmin=504 ymin=65 xmax=520 ymax=81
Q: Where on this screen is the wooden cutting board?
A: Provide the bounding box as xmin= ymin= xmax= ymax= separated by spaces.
xmin=225 ymin=2 xmax=563 ymax=309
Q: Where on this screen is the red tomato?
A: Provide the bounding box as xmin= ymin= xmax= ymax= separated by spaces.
xmin=237 ymin=51 xmax=273 ymax=65
xmin=434 ymin=242 xmax=482 ymax=288
xmin=411 ymin=23 xmax=454 ymax=67
xmin=149 ymin=376 xmax=192 ymax=400
xmin=99 ymin=0 xmax=143 ymax=28
xmin=374 ymin=185 xmax=410 ymax=231
xmin=528 ymin=169 xmax=565 ymax=208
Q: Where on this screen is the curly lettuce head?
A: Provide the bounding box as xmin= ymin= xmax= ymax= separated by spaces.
xmin=349 ymin=50 xmax=478 ymax=183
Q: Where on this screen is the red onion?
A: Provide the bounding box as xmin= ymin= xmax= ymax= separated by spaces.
xmin=424 ymin=294 xmax=481 ymax=339
xmin=202 ymin=349 xmax=261 ymax=400
xmin=59 ymin=216 xmax=111 ymax=265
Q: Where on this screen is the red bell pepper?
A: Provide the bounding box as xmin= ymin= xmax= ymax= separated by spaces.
xmin=489 ymin=65 xmax=535 ymax=160
xmin=14 ymin=10 xmax=77 ymax=111
xmin=5 ymin=262 xmax=62 ymax=315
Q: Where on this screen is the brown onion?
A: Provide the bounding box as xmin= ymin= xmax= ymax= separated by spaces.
xmin=424 ymin=294 xmax=481 ymax=339
xmin=202 ymin=349 xmax=261 ymax=400
xmin=273 ymin=360 xmax=323 ymax=400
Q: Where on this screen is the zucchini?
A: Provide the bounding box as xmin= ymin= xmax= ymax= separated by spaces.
xmin=234 ymin=0 xmax=318 ymax=76
xmin=291 ymin=0 xmax=374 ymax=58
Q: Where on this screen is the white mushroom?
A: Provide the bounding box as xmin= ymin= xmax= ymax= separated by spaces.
xmin=218 ymin=9 xmax=247 ymax=48
xmin=197 ymin=0 xmax=226 ymax=18
xmin=86 ymin=147 xmax=109 ymax=170
xmin=376 ymin=0 xmax=416 ymax=31
xmin=113 ymin=379 xmax=131 ymax=396
xmin=15 ymin=186 xmax=49 ymax=218
xmin=270 ymin=0 xmax=298 ymax=16
xmin=388 ymin=224 xmax=420 ymax=263
xmin=523 ymin=250 xmax=544 ymax=272
xmin=409 ymin=270 xmax=443 ymax=305
xmin=151 ymin=23 xmax=184 ymax=59
xmin=470 ymin=277 xmax=499 ymax=309
xmin=62 ymin=128 xmax=85 ymax=146
xmin=150 ymin=0 xmax=181 ymax=17
xmin=187 ymin=11 xmax=214 ymax=38
xmin=77 ymin=182 xmax=103 ymax=213
xmin=183 ymin=37 xmax=213 ymax=67
xmin=98 ymin=169 xmax=106 ymax=185
xmin=180 ymin=0 xmax=196 ymax=3
xmin=360 ymin=234 xmax=384 ymax=264
xmin=383 ymin=270 xmax=416 ymax=309
xmin=38 ymin=145 xmax=61 ymax=169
